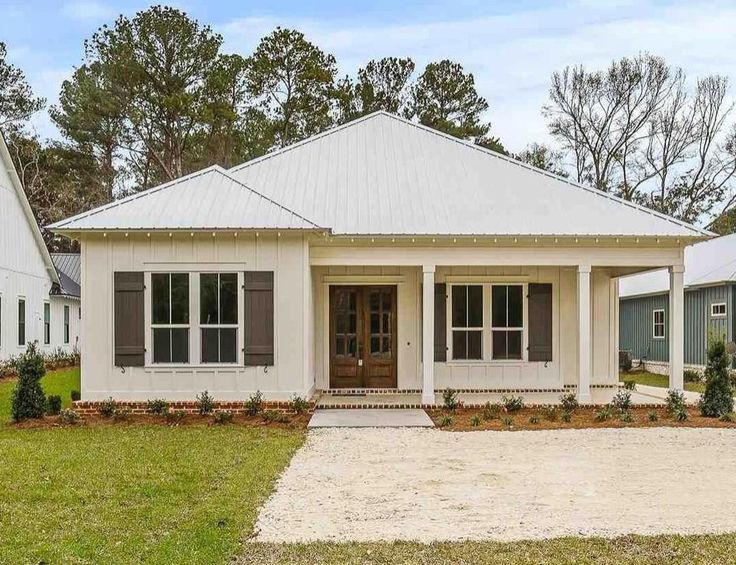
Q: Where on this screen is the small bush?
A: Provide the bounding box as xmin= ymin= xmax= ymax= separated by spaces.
xmin=439 ymin=415 xmax=453 ymax=428
xmin=470 ymin=415 xmax=481 ymax=427
xmin=442 ymin=388 xmax=459 ymax=411
xmin=46 ymin=395 xmax=62 ymax=415
xmin=262 ymin=410 xmax=291 ymax=424
xmin=648 ymin=411 xmax=659 ymax=422
xmin=719 ymin=412 xmax=735 ymax=423
xmin=98 ymin=397 xmax=117 ymax=418
xmin=112 ymin=408 xmax=131 ymax=422
xmin=542 ymin=406 xmax=559 ymax=421
xmin=623 ymin=379 xmax=636 ymax=390
xmin=71 ymin=390 xmax=81 ymax=402
xmin=594 ymin=406 xmax=612 ymax=422
xmin=620 ymin=411 xmax=634 ymax=423
xmin=213 ymin=410 xmax=234 ymax=424
xmin=11 ymin=343 xmax=47 ymax=421
xmin=482 ymin=402 xmax=502 ymax=420
xmin=561 ymin=410 xmax=572 ymax=423
xmin=559 ymin=392 xmax=578 ymax=413
xmin=244 ymin=391 xmax=264 ymax=416
xmin=683 ymin=369 xmax=702 ymax=383
xmin=196 ymin=390 xmax=215 ymax=415
xmin=165 ymin=409 xmax=187 ymax=424
xmin=501 ymin=416 xmax=514 ymax=427
xmin=501 ymin=395 xmax=524 ymax=413
xmin=58 ymin=408 xmax=80 ymax=425
xmin=699 ymin=340 xmax=734 ymax=418
xmin=529 ymin=414 xmax=541 ymax=424
xmin=289 ymin=394 xmax=310 ymax=414
xmin=146 ymin=398 xmax=170 ymax=415
xmin=611 ymin=389 xmax=632 ymax=413
xmin=673 ymin=407 xmax=689 ymax=422
xmin=665 ymin=389 xmax=686 ymax=415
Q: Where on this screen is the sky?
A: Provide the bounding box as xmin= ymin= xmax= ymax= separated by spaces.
xmin=2 ymin=0 xmax=736 ymax=152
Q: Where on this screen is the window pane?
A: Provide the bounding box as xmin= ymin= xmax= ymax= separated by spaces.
xmin=219 ymin=273 xmax=238 ymax=325
xmin=492 ymin=330 xmax=507 ymax=360
xmin=370 ymin=313 xmax=380 ymax=334
xmin=507 ymin=330 xmax=522 ymax=359
xmin=152 ymin=274 xmax=170 ymax=324
xmin=467 ymin=285 xmax=483 ymax=327
xmin=467 ymin=330 xmax=482 ymax=359
xmin=170 ymin=274 xmax=189 ymax=324
xmin=452 ymin=285 xmax=467 ymax=327
xmin=382 ymin=312 xmax=390 ymax=333
xmin=453 ymin=330 xmax=467 ymax=360
xmin=44 ymin=303 xmax=50 ymax=323
xmin=508 ymin=286 xmax=523 ymax=327
xmin=382 ymin=291 xmax=391 ymax=311
xmin=171 ymin=328 xmax=189 ymax=363
xmin=219 ymin=328 xmax=237 ymax=363
xmin=492 ymin=286 xmax=507 ymax=327
xmin=201 ymin=328 xmax=219 ymax=363
xmin=382 ymin=336 xmax=391 ymax=356
xmin=200 ymin=274 xmax=218 ymax=324
xmin=153 ymin=328 xmax=171 ymax=363
xmin=371 ymin=336 xmax=380 ymax=354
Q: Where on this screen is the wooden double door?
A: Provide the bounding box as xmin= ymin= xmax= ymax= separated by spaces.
xmin=329 ymin=285 xmax=397 ymax=389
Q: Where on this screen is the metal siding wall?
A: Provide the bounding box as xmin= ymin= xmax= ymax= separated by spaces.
xmin=619 ymin=294 xmax=668 ymax=362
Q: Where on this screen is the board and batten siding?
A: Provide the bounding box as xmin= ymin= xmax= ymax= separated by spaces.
xmin=619 ymin=283 xmax=734 ymax=366
xmin=80 ymin=232 xmax=312 ymax=401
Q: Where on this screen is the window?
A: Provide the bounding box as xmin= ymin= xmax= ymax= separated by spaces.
xmin=491 ymin=285 xmax=524 ymax=360
xmin=18 ymin=299 xmax=25 ymax=346
xmin=711 ymin=302 xmax=727 ymax=317
xmin=43 ymin=303 xmax=51 ymax=345
xmin=451 ymin=285 xmax=483 ymax=360
xmin=653 ymin=309 xmax=665 ymax=339
xmin=200 ymin=273 xmax=238 ymax=363
xmin=151 ymin=273 xmax=190 ymax=363
xmin=63 ymin=305 xmax=70 ymax=344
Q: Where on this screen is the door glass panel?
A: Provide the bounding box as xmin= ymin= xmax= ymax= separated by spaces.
xmin=382 ymin=291 xmax=391 ymax=311
xmin=371 ymin=336 xmax=380 ymax=354
xmin=382 ymin=312 xmax=390 ymax=333
xmin=348 ymin=313 xmax=357 ymax=332
xmin=382 ymin=336 xmax=391 ymax=356
xmin=347 ymin=336 xmax=357 ymax=356
xmin=371 ymin=313 xmax=379 ymax=333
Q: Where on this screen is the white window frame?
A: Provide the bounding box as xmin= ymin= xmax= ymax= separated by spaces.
xmin=43 ymin=301 xmax=51 ymax=345
xmin=448 ymin=283 xmax=484 ymax=361
xmin=653 ymin=308 xmax=665 ymax=339
xmin=150 ymin=272 xmax=191 ymax=365
xmin=711 ymin=302 xmax=727 ymax=318
xmin=199 ymin=272 xmax=240 ymax=365
xmin=490 ymin=283 xmax=526 ymax=361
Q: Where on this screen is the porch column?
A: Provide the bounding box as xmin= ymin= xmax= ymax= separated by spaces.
xmin=669 ymin=265 xmax=685 ymax=390
xmin=577 ymin=265 xmax=592 ymax=403
xmin=422 ymin=264 xmax=436 ymax=405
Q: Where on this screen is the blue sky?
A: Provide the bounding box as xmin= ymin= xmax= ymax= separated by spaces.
xmin=2 ymin=0 xmax=736 ymax=151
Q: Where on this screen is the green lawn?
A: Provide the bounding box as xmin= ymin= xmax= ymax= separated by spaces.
xmin=622 ymin=371 xmax=706 ymax=393
xmin=0 ymin=366 xmax=80 ymax=423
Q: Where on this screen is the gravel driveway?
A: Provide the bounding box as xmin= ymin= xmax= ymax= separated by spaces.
xmin=254 ymin=427 xmax=736 ymax=542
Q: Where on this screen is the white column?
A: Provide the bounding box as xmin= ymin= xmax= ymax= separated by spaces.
xmin=669 ymin=265 xmax=685 ymax=390
xmin=577 ymin=265 xmax=592 ymax=403
xmin=422 ymin=265 xmax=436 ymax=405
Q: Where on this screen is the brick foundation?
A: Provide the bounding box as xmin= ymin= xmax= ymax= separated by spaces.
xmin=72 ymin=399 xmax=315 ymax=416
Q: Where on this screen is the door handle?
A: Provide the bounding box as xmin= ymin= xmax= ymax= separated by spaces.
xmin=358 ymin=359 xmax=363 ymax=366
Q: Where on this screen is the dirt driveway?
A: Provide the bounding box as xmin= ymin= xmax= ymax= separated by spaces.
xmin=254 ymin=427 xmax=736 ymax=542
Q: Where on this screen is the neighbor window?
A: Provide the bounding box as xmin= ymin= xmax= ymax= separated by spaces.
xmin=18 ymin=299 xmax=25 ymax=346
xmin=43 ymin=303 xmax=51 ymax=345
xmin=451 ymin=284 xmax=483 ymax=360
xmin=63 ymin=305 xmax=70 ymax=344
xmin=151 ymin=273 xmax=190 ymax=363
xmin=200 ymin=273 xmax=238 ymax=363
xmin=653 ymin=309 xmax=665 ymax=339
xmin=711 ymin=303 xmax=727 ymax=317
xmin=491 ymin=285 xmax=523 ymax=360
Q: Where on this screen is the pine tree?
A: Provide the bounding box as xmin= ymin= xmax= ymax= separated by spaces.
xmin=11 ymin=342 xmax=47 ymax=421
xmin=699 ymin=340 xmax=734 ymax=417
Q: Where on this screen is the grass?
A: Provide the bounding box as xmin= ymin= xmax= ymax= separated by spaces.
xmin=0 ymin=366 xmax=80 ymax=423
xmin=622 ymin=371 xmax=706 ymax=393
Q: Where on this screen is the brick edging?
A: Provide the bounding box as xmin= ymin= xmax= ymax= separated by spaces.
xmin=72 ymin=400 xmax=316 ymax=415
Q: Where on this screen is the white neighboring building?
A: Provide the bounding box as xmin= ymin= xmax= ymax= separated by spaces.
xmin=0 ymin=132 xmax=80 ymax=361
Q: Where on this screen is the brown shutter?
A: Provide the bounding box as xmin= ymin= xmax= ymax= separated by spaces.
xmin=244 ymin=271 xmax=274 ymax=366
xmin=114 ymin=272 xmax=145 ymax=367
xmin=528 ymin=283 xmax=553 ymax=362
xmin=434 ymin=283 xmax=447 ymax=362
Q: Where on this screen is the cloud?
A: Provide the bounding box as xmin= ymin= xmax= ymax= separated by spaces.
xmin=62 ymin=1 xmax=115 ymax=22
xmin=218 ymin=0 xmax=736 ymax=152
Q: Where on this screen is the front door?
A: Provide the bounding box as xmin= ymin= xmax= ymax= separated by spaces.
xmin=329 ymin=285 xmax=397 ymax=388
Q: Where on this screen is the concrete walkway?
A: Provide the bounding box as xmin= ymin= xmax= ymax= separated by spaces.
xmin=308 ymin=409 xmax=434 ymax=428
xmin=634 ymin=384 xmax=702 ymax=405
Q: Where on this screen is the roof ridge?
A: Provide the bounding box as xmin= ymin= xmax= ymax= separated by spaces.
xmin=376 ymin=112 xmax=712 ymax=238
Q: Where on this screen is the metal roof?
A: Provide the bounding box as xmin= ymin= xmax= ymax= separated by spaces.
xmin=48 ymin=166 xmax=321 ymax=231
xmin=51 ymin=253 xmax=80 ymax=297
xmin=620 ymin=233 xmax=736 ymax=298
xmin=229 ymin=111 xmax=711 ymax=238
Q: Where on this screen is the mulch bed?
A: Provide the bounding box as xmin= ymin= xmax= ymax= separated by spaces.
xmin=427 ymin=406 xmax=736 ymax=431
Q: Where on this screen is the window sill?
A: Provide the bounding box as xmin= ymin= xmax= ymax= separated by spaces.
xmin=145 ymin=363 xmax=243 ymax=369
xmin=444 ymin=359 xmax=529 ymax=366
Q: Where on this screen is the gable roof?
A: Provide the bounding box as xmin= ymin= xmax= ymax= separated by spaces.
xmin=620 ymin=233 xmax=736 ymax=298
xmin=48 ymin=166 xmax=321 ymax=231
xmin=229 ymin=111 xmax=711 ymax=238
xmin=0 ymin=131 xmax=60 ymax=285
xmin=51 ymin=253 xmax=80 ymax=298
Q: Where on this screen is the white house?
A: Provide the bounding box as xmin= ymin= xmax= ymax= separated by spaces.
xmin=48 ymin=112 xmax=709 ymax=405
xmin=0 ymin=132 xmax=80 ymax=361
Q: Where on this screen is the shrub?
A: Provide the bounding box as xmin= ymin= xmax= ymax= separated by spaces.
xmin=262 ymin=410 xmax=291 ymax=424
xmin=620 ymin=411 xmax=634 ymax=423
xmin=482 ymin=402 xmax=501 ymax=421
xmin=244 ymin=391 xmax=264 ymax=416
xmin=623 ymin=379 xmax=636 ymax=390
xmin=46 ymin=395 xmax=62 ymax=415
xmin=719 ymin=412 xmax=735 ymax=423
xmin=683 ymin=369 xmax=702 ymax=384
xmin=196 ymin=390 xmax=215 ymax=415
xmin=71 ymin=390 xmax=81 ymax=402
xmin=439 ymin=415 xmax=453 ymax=428
xmin=470 ymin=415 xmax=481 ymax=427
xmin=165 ymin=410 xmax=187 ymax=424
xmin=98 ymin=397 xmax=117 ymax=418
xmin=611 ymin=389 xmax=632 ymax=413
xmin=146 ymin=398 xmax=170 ymax=415
xmin=648 ymin=411 xmax=659 ymax=422
xmin=112 ymin=408 xmax=131 ymax=422
xmin=559 ymin=392 xmax=578 ymax=413
xmin=699 ymin=340 xmax=734 ymax=418
xmin=213 ymin=410 xmax=234 ymax=424
xmin=442 ymin=388 xmax=459 ymax=411
xmin=58 ymin=408 xmax=80 ymax=425
xmin=594 ymin=406 xmax=612 ymax=422
xmin=501 ymin=416 xmax=514 ymax=427
xmin=289 ymin=394 xmax=310 ymax=415
xmin=529 ymin=414 xmax=541 ymax=424
xmin=561 ymin=410 xmax=572 ymax=423
xmin=502 ymin=395 xmax=524 ymax=413
xmin=542 ymin=406 xmax=559 ymax=422
xmin=11 ymin=343 xmax=47 ymax=421
xmin=665 ymin=389 xmax=686 ymax=415
xmin=673 ymin=407 xmax=689 ymax=422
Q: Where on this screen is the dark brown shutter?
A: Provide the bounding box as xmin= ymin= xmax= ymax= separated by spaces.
xmin=244 ymin=271 xmax=274 ymax=366
xmin=528 ymin=283 xmax=553 ymax=362
xmin=434 ymin=283 xmax=447 ymax=362
xmin=114 ymin=272 xmax=145 ymax=367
